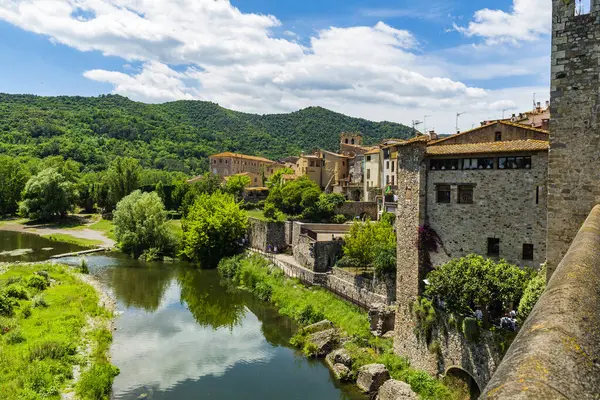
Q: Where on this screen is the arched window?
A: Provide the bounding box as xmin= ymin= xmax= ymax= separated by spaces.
xmin=345 ymin=139 xmax=349 ymax=144
xmin=351 ymin=138 xmax=355 ymax=145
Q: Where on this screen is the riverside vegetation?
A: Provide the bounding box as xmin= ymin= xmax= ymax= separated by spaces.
xmin=217 ymin=253 xmax=466 ymax=400
xmin=0 ymin=263 xmax=117 ymax=400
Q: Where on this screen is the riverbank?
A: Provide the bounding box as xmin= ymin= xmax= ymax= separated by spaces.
xmin=217 ymin=253 xmax=466 ymax=400
xmin=0 ymin=215 xmax=116 ymax=249
xmin=0 ymin=262 xmax=118 ymax=400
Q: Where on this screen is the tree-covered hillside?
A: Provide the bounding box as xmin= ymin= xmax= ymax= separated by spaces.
xmin=0 ymin=93 xmax=412 ymax=175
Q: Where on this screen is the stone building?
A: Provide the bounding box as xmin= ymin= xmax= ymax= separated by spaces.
xmin=363 ymin=148 xmax=381 ymax=202
xmin=295 ymin=154 xmax=323 ymax=186
xmin=208 ymin=152 xmax=284 ymax=187
xmin=547 ymin=0 xmax=600 ymax=278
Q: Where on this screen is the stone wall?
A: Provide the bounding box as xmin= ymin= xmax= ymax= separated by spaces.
xmin=247 ymin=218 xmax=287 ymax=252
xmin=336 ymin=201 xmax=379 ymax=220
xmin=547 ymin=0 xmax=600 ymax=278
xmin=426 ymin=151 xmax=548 ymax=269
xmin=331 ymin=267 xmax=395 ymax=303
xmin=293 ymin=234 xmax=343 ymax=273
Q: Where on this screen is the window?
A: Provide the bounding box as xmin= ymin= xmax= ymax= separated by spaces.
xmin=498 ymin=156 xmax=532 ymax=170
xmin=495 ymin=132 xmax=502 ymax=142
xmin=487 ymin=238 xmax=500 ymax=257
xmin=310 ymin=161 xmax=315 ymax=167
xmin=462 ymin=158 xmax=494 ymax=170
xmin=576 ymin=0 xmax=591 ymax=16
xmin=386 ymin=161 xmax=390 ymax=170
xmin=391 ymin=161 xmax=395 ymax=173
xmin=366 ymin=155 xmax=372 ymax=162
xmin=213 ymin=160 xmax=217 ymax=164
xmin=523 ymin=244 xmax=534 ymax=261
xmin=536 ymin=186 xmax=542 ymax=205
xmin=386 ymin=175 xmax=390 ymax=185
xmin=342 ymin=161 xmax=345 ymax=166
xmin=351 ymin=139 xmax=355 ymax=145
xmin=219 ymin=159 xmax=223 ymax=164
xmin=458 ymin=185 xmax=474 ymax=204
xmin=430 ymin=159 xmax=460 ymax=171
xmin=391 ymin=175 xmax=395 ymax=185
xmin=345 ymin=139 xmax=349 ymax=144
xmin=436 ymin=185 xmax=451 ymax=204
xmin=367 ymin=169 xmax=371 ymax=179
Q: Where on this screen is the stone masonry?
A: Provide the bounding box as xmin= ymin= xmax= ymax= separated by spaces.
xmin=427 ymin=152 xmax=547 ymax=269
xmin=547 ymin=0 xmax=600 ymax=278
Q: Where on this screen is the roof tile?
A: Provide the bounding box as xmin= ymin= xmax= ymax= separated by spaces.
xmin=426 ymin=140 xmax=549 ymax=156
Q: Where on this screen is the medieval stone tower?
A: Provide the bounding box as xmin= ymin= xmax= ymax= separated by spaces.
xmin=340 ymin=132 xmax=363 ymax=146
xmin=547 ymin=0 xmax=600 ymax=278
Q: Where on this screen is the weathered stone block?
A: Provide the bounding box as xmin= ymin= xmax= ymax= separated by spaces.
xmin=327 ymin=348 xmax=352 ymax=367
xmin=376 ymin=380 xmax=418 ymax=400
xmin=302 ymin=320 xmax=333 ymax=334
xmin=308 ymin=328 xmax=338 ymax=357
xmin=357 ymin=364 xmax=390 ymax=393
xmin=331 ymin=363 xmax=352 ymax=381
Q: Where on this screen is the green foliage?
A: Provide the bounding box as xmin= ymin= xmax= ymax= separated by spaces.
xmin=25 ymin=275 xmax=48 ymax=290
xmin=267 ymin=176 xmax=321 ymax=216
xmin=425 ymin=254 xmax=534 ymax=319
xmin=224 ymin=174 xmax=251 ymax=201
xmin=79 ymin=258 xmax=90 ymax=274
xmin=303 ymin=193 xmax=346 ymax=222
xmin=462 ymin=317 xmax=480 ymax=343
xmin=4 ymin=285 xmax=29 ymax=300
xmin=0 ymin=94 xmax=411 ymax=175
xmin=113 ymin=190 xmax=175 ymax=258
xmin=0 ymin=293 xmax=15 ymax=316
xmin=76 ymin=364 xmax=120 ymax=400
xmin=331 ymin=214 xmax=347 ymax=224
xmin=104 ymin=157 xmax=142 ymax=211
xmin=428 ymin=339 xmax=442 ymax=357
xmin=19 ymin=168 xmax=77 ymax=220
xmin=0 ymin=263 xmax=116 ymax=399
xmin=176 ymin=173 xmax=222 ymax=217
xmin=181 ymin=191 xmax=248 ymax=265
xmin=266 ymin=167 xmax=294 ymax=190
xmin=413 ymin=297 xmax=437 ymax=340
xmin=32 ymin=295 xmax=48 ymax=308
xmin=517 ymin=264 xmax=547 ymax=324
xmin=341 ymin=218 xmax=396 ymax=277
xmin=0 ymin=155 xmax=30 ymax=216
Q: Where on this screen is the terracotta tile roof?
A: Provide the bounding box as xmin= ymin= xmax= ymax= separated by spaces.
xmin=426 ymin=140 xmax=549 ymax=156
xmin=430 ymin=121 xmax=549 ymax=145
xmin=365 ymin=148 xmax=381 ymax=155
xmin=384 ymin=135 xmax=429 ymax=149
xmin=210 ymin=152 xmax=274 ymax=164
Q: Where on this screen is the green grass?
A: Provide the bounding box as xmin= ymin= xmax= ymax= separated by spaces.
xmin=246 ymin=209 xmax=268 ymax=221
xmin=88 ymin=219 xmax=115 ymax=241
xmin=0 ymin=263 xmax=117 ymax=400
xmin=218 ymin=254 xmax=463 ymax=400
xmin=42 ymin=234 xmax=103 ymax=248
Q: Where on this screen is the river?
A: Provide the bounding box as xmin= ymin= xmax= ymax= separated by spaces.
xmin=0 ymin=231 xmax=366 ymax=400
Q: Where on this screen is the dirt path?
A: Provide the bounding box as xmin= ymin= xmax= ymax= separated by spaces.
xmin=0 ymin=221 xmax=115 ymax=248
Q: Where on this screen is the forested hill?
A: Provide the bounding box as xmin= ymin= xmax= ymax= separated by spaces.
xmin=0 ymin=93 xmax=412 ymax=175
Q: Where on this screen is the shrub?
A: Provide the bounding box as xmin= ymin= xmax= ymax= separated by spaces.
xmin=0 ymin=293 xmax=15 ymax=316
xmin=21 ymin=305 xmax=32 ymax=319
xmin=77 ymin=364 xmax=120 ymax=400
xmin=428 ymin=340 xmax=442 ymax=357
xmin=139 ymin=247 xmax=162 ymax=261
xmin=26 ymin=274 xmax=49 ymax=290
xmin=217 ymin=255 xmax=244 ymax=278
xmin=343 ymin=218 xmax=396 ymax=273
xmin=0 ymin=316 xmax=16 ymax=334
xmin=332 ymin=214 xmax=347 ymax=224
xmin=113 ymin=190 xmax=175 ymax=259
xmin=296 ymin=304 xmax=325 ymax=325
xmin=79 ymin=258 xmax=90 ymax=274
xmin=254 ymin=282 xmax=273 ymax=301
xmin=6 ymin=329 xmax=26 ymax=345
xmin=5 ymin=285 xmax=29 ymax=300
xmin=517 ymin=264 xmax=547 ymax=324
xmin=413 ymin=297 xmax=436 ymax=341
xmin=29 ymin=340 xmax=76 ymax=361
xmin=32 ymin=295 xmax=49 ymax=308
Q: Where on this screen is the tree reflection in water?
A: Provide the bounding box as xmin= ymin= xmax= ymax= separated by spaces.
xmin=108 ymin=263 xmax=176 ymax=312
xmin=178 ymin=269 xmax=247 ymax=330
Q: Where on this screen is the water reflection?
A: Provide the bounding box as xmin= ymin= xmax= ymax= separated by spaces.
xmin=107 ymin=264 xmax=175 ymax=312
xmin=0 ymin=230 xmax=85 ymax=262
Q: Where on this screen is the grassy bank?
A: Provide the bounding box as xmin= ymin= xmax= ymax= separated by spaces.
xmin=0 ymin=263 xmax=118 ymax=400
xmin=42 ymin=233 xmax=104 ymax=248
xmin=218 ymin=254 xmax=462 ymax=400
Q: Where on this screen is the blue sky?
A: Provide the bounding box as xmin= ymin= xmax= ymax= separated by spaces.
xmin=0 ymin=0 xmax=551 ymax=133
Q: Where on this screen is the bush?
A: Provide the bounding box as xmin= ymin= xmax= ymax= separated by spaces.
xmin=217 ymin=255 xmax=244 ymax=278
xmin=181 ymin=191 xmax=248 ymax=265
xmin=517 ymin=265 xmax=547 ymax=323
xmin=0 ymin=293 xmax=15 ymax=316
xmin=21 ymin=305 xmax=32 ymax=319
xmin=343 ymin=218 xmax=396 ymax=273
xmin=113 ymin=190 xmax=175 ymax=259
xmin=77 ymin=364 xmax=120 ymax=400
xmin=32 ymin=295 xmax=49 ymax=308
xmin=254 ymin=282 xmax=273 ymax=301
xmin=413 ymin=297 xmax=436 ymax=340
xmin=19 ymin=168 xmax=77 ymax=220
xmin=0 ymin=316 xmax=17 ymax=334
xmin=332 ymin=214 xmax=347 ymax=224
xmin=29 ymin=340 xmax=76 ymax=361
xmin=6 ymin=329 xmax=26 ymax=345
xmin=5 ymin=285 xmax=29 ymax=300
xmin=79 ymin=258 xmax=90 ymax=274
xmin=26 ymin=275 xmax=49 ymax=290
xmin=296 ymin=304 xmax=325 ymax=325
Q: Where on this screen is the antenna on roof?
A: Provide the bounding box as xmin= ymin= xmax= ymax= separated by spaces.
xmin=423 ymin=115 xmax=431 ymax=134
xmin=412 ymin=120 xmax=423 ymax=136
xmin=456 ymin=112 xmax=466 ymax=133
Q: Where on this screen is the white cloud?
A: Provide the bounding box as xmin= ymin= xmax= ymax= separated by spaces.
xmin=454 ymin=0 xmax=551 ymax=45
xmin=0 ymin=0 xmax=550 ymax=133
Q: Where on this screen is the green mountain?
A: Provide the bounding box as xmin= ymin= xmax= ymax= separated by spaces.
xmin=0 ymin=93 xmax=413 ymax=175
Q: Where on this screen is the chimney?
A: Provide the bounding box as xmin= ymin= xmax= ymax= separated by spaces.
xmin=536 ymin=101 xmax=541 ymax=111
xmin=542 ymin=119 xmax=550 ymax=131
xmin=545 ymin=100 xmax=550 ymax=108
xmin=428 ymin=130 xmax=438 ymax=141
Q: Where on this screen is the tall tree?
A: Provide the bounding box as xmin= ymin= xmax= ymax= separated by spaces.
xmin=19 ymin=168 xmax=77 ymax=220
xmin=0 ymin=156 xmax=30 ymax=216
xmin=104 ymin=157 xmax=141 ymax=211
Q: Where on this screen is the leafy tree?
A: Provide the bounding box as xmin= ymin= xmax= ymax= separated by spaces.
xmin=0 ymin=156 xmax=29 ymax=216
xmin=266 ymin=167 xmax=294 ymax=190
xmin=425 ymin=254 xmax=534 ymax=325
xmin=113 ymin=190 xmax=175 ymax=259
xmin=303 ymin=193 xmax=346 ymax=222
xmin=224 ymin=174 xmax=251 ymax=201
xmin=266 ymin=176 xmax=321 ymax=216
xmin=181 ymin=191 xmax=248 ymax=265
xmin=517 ymin=264 xmax=546 ymax=323
xmin=19 ymin=168 xmax=77 ymax=220
xmin=104 ymin=157 xmax=142 ymax=211
xmin=175 ymin=173 xmax=223 ymax=217
xmin=76 ymin=171 xmax=105 ymax=213
xmin=341 ymin=218 xmax=396 ymax=276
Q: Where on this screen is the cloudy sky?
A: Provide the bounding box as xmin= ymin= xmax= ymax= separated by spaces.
xmin=0 ymin=0 xmax=551 ymax=133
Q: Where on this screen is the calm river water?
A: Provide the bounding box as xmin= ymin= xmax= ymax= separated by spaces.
xmin=0 ymin=231 xmax=366 ymax=400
